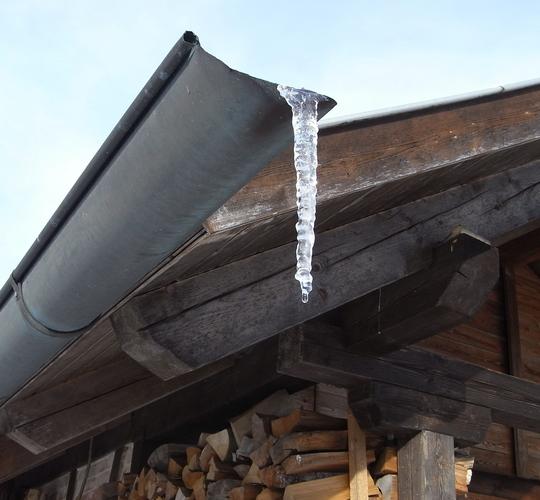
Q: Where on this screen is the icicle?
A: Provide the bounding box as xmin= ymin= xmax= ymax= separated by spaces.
xmin=278 ymin=85 xmax=326 ymax=303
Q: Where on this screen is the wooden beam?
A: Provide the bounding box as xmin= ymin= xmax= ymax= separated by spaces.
xmin=112 ymin=161 xmax=540 ymax=376
xmin=349 ymin=381 xmax=491 ymax=445
xmin=347 ymin=410 xmax=369 ymax=500
xmin=341 ymin=232 xmax=498 ymax=353
xmin=0 ymin=340 xmax=287 ymax=483
xmin=502 ymin=264 xmax=530 ymax=478
xmin=469 ymin=471 xmax=540 ymax=499
xmin=398 ymin=430 xmax=456 ymax=500
xmin=205 ymin=85 xmax=540 ymax=233
xmin=0 ymin=356 xmax=149 ymax=434
xmin=277 ymin=324 xmax=540 ymax=433
xmin=1 ymin=338 xmax=286 ymax=457
xmin=5 ymin=358 xmax=232 ymax=454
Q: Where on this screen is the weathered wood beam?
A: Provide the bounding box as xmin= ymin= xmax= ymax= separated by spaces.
xmin=277 ymin=323 xmax=540 ymax=433
xmin=4 ymin=357 xmax=232 ymax=454
xmin=398 ymin=430 xmax=456 ymax=500
xmin=469 ymin=470 xmax=540 ymax=499
xmin=502 ymin=263 xmax=530 ymax=479
xmin=347 ymin=411 xmax=369 ymax=500
xmin=112 ymin=161 xmax=540 ymax=377
xmin=349 ymin=381 xmax=491 ymax=445
xmin=0 ymin=340 xmax=287 ymax=482
xmin=205 ymin=85 xmax=540 ymax=233
xmin=0 ymin=356 xmax=149 ymax=435
xmin=340 ymin=232 xmax=498 ymax=353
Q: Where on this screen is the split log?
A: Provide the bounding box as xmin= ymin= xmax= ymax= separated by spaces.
xmin=376 ymin=475 xmax=397 ymax=499
xmin=242 ymin=463 xmax=263 ymax=485
xmin=168 ymin=457 xmax=185 ymax=480
xmin=252 ymin=414 xmax=274 ymax=444
xmin=259 ymin=466 xmax=338 ymax=489
xmin=165 ymin=481 xmax=179 ymax=500
xmin=270 ymin=431 xmax=348 ymax=464
xmin=281 ymin=452 xmax=348 ymax=475
xmin=230 ymin=485 xmax=263 ymax=500
xmin=207 ymin=479 xmax=241 ymax=500
xmin=199 ymin=444 xmax=218 ymax=472
xmin=372 ymin=446 xmax=398 ymax=477
xmin=256 ymin=489 xmax=283 ymax=500
xmin=198 ymin=433 xmax=210 ymax=448
xmin=250 ymin=437 xmax=277 ymax=468
xmin=455 ymin=456 xmax=474 ymax=494
xmin=182 ymin=468 xmax=204 ymax=489
xmin=186 ymin=447 xmax=202 ymax=469
xmin=206 ymin=429 xmax=233 ymax=462
xmin=192 ymin=475 xmax=206 ymax=500
xmin=230 ymin=391 xmax=298 ymax=445
xmin=233 ymin=464 xmax=251 ymax=480
xmin=23 ymin=490 xmax=42 ymax=500
xmin=236 ymin=436 xmax=258 ymax=461
xmin=207 ymin=457 xmax=237 ymax=481
xmin=270 ymin=409 xmax=345 ymax=438
xmin=283 ymin=473 xmax=349 ymax=500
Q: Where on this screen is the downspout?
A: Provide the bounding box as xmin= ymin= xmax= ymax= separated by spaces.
xmin=0 ymin=32 xmax=336 ymax=402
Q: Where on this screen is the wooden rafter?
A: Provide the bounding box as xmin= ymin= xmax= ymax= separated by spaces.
xmin=111 ymin=162 xmax=540 ymax=377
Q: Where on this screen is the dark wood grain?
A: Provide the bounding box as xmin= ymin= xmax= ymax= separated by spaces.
xmin=278 ymin=323 xmax=540 ymax=432
xmin=340 ymin=235 xmax=498 ymax=353
xmin=113 ymin=162 xmax=540 ymax=374
xmin=349 ymin=381 xmax=491 ymax=445
xmin=398 ymin=430 xmax=455 ymax=500
xmin=205 ymin=86 xmax=540 ymax=233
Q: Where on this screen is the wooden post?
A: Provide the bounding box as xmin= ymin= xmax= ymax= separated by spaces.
xmin=398 ymin=430 xmax=455 ymax=500
xmin=502 ymin=264 xmax=529 ymax=478
xmin=347 ymin=411 xmax=368 ymax=500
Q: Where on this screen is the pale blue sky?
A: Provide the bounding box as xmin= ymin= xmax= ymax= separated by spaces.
xmin=1 ymin=0 xmax=540 ymax=281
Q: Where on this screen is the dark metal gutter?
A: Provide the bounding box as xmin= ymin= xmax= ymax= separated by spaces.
xmin=0 ymin=31 xmax=336 ymax=402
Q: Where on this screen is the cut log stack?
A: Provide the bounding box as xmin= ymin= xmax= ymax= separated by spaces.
xmin=23 ymin=385 xmax=477 ymax=499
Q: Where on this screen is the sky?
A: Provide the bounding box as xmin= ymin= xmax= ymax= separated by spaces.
xmin=1 ymin=0 xmax=540 ymax=282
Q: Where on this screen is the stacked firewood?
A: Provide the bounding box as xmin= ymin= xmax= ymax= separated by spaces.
xmin=23 ymin=385 xmax=475 ymax=499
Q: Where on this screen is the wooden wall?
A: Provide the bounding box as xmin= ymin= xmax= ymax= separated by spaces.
xmin=417 ymin=284 xmax=515 ymax=477
xmin=418 ymin=269 xmax=540 ymax=480
xmin=513 ymin=261 xmax=540 ymax=479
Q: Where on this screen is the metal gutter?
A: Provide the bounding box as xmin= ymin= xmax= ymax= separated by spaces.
xmin=319 ymin=77 xmax=540 ymax=130
xmin=0 ymin=31 xmax=336 ymax=402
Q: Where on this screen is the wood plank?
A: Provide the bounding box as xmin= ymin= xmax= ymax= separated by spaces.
xmin=502 ymin=263 xmax=530 ymax=479
xmin=470 ymin=470 xmax=540 ymax=499
xmin=3 ymin=339 xmax=283 ymax=461
xmin=229 ymin=390 xmax=300 ymax=446
xmin=281 ymin=451 xmax=348 ymax=475
xmin=349 ymin=381 xmax=491 ymax=445
xmin=347 ymin=411 xmax=369 ymax=500
xmin=278 ymin=324 xmax=540 ymax=433
xmin=282 ymin=473 xmax=349 ymax=500
xmin=1 ymin=340 xmax=286 ymax=483
xmin=0 ymin=357 xmax=149 ymax=434
xmin=206 ymin=86 xmax=540 ymax=233
xmin=340 ymin=233 xmax=498 ymax=353
xmin=113 ymin=162 xmax=540 ymax=374
xmin=270 ymin=431 xmax=348 ymax=465
xmin=398 ymin=430 xmax=455 ymax=500
xmin=6 ymin=358 xmax=232 ymax=454
xmin=271 ymin=409 xmax=345 ymax=438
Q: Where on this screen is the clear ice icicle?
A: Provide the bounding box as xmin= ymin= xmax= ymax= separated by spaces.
xmin=278 ymin=84 xmax=326 ymax=303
